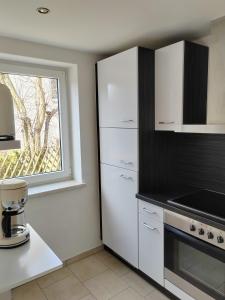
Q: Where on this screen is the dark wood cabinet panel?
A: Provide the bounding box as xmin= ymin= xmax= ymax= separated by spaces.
xmin=138 ymin=47 xmax=155 ymax=192
xmin=172 ymin=133 xmax=225 ymax=193
xmin=140 ymin=130 xmax=225 ymax=195
xmin=183 ymin=41 xmax=209 ymax=124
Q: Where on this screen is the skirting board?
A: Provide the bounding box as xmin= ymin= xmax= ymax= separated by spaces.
xmin=64 ymin=245 xmax=103 ymax=266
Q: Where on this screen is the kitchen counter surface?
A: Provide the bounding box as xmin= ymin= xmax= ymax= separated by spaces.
xmin=137 ymin=187 xmax=225 ymax=231
xmin=0 ymin=224 xmax=62 ymax=295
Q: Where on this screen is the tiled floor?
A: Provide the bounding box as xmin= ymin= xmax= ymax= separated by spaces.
xmin=12 ymin=250 xmax=170 ymax=300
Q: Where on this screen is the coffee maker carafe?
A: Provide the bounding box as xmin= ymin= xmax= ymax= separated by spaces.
xmin=0 ymin=178 xmax=30 ymax=248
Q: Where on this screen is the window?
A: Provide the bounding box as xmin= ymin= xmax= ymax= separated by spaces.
xmin=0 ymin=62 xmax=71 ymax=185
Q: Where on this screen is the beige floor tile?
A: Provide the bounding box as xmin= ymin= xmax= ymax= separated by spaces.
xmin=80 ymin=295 xmax=97 ymax=300
xmin=94 ymin=251 xmax=129 ymax=277
xmin=111 ymin=288 xmax=145 ymax=300
xmin=84 ymin=269 xmax=128 ymax=300
xmin=37 ymin=266 xmax=72 ymax=288
xmin=36 ymin=274 xmax=55 ymax=289
xmin=68 ymin=255 xmax=108 ymax=282
xmin=12 ymin=281 xmax=46 ymax=300
xmin=145 ymin=289 xmax=170 ymax=300
xmin=43 ymin=276 xmax=90 ymax=300
xmin=12 ymin=253 xmax=169 ymax=300
xmin=121 ymin=272 xmax=155 ymax=297
xmin=93 ymin=250 xmax=115 ymax=263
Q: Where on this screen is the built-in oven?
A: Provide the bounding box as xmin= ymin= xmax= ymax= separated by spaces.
xmin=164 ymin=210 xmax=225 ymax=300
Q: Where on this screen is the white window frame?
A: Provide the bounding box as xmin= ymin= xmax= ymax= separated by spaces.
xmin=0 ymin=61 xmax=72 ymax=186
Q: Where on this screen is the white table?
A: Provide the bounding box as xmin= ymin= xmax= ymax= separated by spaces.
xmin=0 ymin=225 xmax=62 ymax=300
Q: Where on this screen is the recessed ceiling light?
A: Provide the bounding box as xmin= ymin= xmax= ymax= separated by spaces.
xmin=37 ymin=7 xmax=50 ymax=14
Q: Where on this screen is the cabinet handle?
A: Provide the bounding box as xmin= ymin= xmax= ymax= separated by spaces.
xmin=121 ymin=119 xmax=134 ymax=123
xmin=120 ymin=174 xmax=133 ymax=181
xmin=143 ymin=222 xmax=157 ymax=231
xmin=143 ymin=208 xmax=157 ymax=215
xmin=120 ymin=160 xmax=133 ymax=165
xmin=158 ymin=121 xmax=175 ymax=124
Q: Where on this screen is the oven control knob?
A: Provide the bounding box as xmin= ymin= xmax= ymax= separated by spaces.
xmin=207 ymin=232 xmax=214 ymax=239
xmin=198 ymin=228 xmax=204 ymax=235
xmin=217 ymin=236 xmax=224 ymax=244
xmin=190 ymin=224 xmax=196 ymax=231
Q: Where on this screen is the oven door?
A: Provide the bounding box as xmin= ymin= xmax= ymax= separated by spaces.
xmin=165 ymin=224 xmax=225 ymax=300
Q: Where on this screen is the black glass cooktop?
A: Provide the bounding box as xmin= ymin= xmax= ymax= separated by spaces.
xmin=168 ymin=189 xmax=225 ymax=223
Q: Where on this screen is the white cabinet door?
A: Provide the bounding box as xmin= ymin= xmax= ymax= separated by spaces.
xmin=139 ymin=204 xmax=164 ymax=286
xmin=101 ymin=163 xmax=138 ymax=267
xmin=155 ymin=41 xmax=184 ymax=131
xmin=98 ymin=48 xmax=138 ymax=128
xmin=100 ymin=128 xmax=138 ymax=171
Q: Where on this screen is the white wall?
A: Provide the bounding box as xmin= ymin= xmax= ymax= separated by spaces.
xmin=197 ymin=18 xmax=225 ymax=124
xmin=0 ymin=36 xmax=102 ymax=261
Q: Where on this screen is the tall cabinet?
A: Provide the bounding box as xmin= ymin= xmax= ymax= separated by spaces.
xmin=97 ymin=47 xmax=154 ymax=267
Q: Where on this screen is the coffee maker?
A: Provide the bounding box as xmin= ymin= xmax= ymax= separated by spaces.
xmin=0 ymin=178 xmax=30 ymax=248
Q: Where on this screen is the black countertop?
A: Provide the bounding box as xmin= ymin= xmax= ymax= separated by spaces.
xmin=136 ymin=187 xmax=225 ymax=231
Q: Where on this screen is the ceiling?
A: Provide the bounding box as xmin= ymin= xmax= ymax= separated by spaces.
xmin=0 ymin=0 xmax=225 ymax=54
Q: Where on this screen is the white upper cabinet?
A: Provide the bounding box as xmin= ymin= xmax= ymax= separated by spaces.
xmin=97 ymin=47 xmax=138 ymax=128
xmin=99 ymin=128 xmax=138 ymax=171
xmin=155 ymin=41 xmax=184 ymax=131
xmin=155 ymin=41 xmax=209 ymax=132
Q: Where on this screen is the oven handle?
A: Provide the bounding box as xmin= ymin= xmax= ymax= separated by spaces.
xmin=165 ymin=224 xmax=225 ymax=263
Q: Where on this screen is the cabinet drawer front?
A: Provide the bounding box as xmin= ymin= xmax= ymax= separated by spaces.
xmin=100 ymin=128 xmax=138 ymax=171
xmin=140 ymin=212 xmax=162 ymax=229
xmin=101 ymin=164 xmax=138 ymax=267
xmin=97 ymin=48 xmax=138 ymax=128
xmin=139 ymin=212 xmax=164 ymax=286
xmin=139 ymin=200 xmax=163 ymax=222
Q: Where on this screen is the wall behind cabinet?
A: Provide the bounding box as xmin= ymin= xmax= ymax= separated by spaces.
xmin=197 ymin=17 xmax=225 ymax=124
xmin=144 ymin=131 xmax=225 ymax=195
xmin=172 ymin=133 xmax=225 ymax=194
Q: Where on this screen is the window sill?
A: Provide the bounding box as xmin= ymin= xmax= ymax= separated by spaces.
xmin=28 ymin=180 xmax=86 ymax=198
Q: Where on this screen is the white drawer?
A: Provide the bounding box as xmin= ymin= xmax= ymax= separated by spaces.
xmin=140 ymin=212 xmax=163 ymax=228
xmin=139 ymin=200 xmax=163 ymax=222
xmin=100 ymin=128 xmax=138 ymax=171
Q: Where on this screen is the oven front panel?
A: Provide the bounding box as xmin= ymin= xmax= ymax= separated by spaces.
xmin=165 ymin=224 xmax=225 ymax=300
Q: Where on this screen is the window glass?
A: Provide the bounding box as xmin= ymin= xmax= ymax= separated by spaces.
xmin=0 ymin=72 xmax=62 ymax=179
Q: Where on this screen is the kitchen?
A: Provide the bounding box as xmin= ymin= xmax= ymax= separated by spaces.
xmin=0 ymin=1 xmax=225 ymax=300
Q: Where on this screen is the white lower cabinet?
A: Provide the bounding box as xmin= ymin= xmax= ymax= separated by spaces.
xmin=138 ymin=200 xmax=164 ymax=286
xmin=101 ymin=163 xmax=138 ymax=267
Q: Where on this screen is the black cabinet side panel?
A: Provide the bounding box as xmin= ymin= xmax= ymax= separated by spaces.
xmin=138 ymin=48 xmax=175 ymax=193
xmin=138 ymin=48 xmax=160 ymax=193
xmin=183 ymin=41 xmax=209 ymax=124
